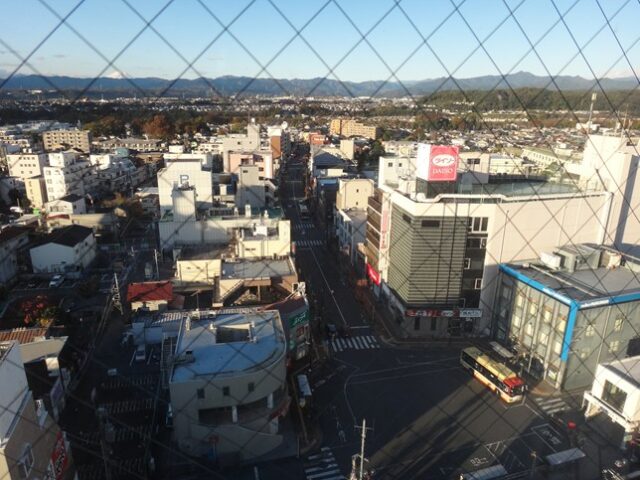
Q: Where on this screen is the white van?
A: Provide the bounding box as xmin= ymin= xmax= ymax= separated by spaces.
xmin=135 ymin=344 xmax=146 ymax=362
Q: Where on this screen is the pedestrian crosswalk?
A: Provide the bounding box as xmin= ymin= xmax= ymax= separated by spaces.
xmin=330 ymin=335 xmax=380 ymax=352
xmin=535 ymin=396 xmax=570 ymax=415
xmin=295 ymin=239 xmax=324 ymax=248
xmin=304 ymin=447 xmax=345 ymax=480
xmin=293 ymin=222 xmax=314 ymax=231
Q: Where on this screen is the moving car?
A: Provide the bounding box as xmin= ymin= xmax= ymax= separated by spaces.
xmin=135 ymin=344 xmax=146 ymax=362
xmin=49 ymin=274 xmax=64 ymax=288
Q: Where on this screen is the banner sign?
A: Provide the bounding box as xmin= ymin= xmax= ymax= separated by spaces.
xmin=405 ymin=308 xmax=482 ymax=318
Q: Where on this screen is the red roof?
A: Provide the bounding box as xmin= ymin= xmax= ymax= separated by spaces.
xmin=127 ymin=281 xmax=173 ymax=303
xmin=0 ymin=327 xmax=48 ymax=344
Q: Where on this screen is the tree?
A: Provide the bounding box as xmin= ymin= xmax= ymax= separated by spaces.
xmin=143 ymin=114 xmax=174 ymax=139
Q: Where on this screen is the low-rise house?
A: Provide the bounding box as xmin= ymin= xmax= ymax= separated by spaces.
xmin=127 ymin=281 xmax=174 ymax=312
xmin=30 ymin=225 xmax=96 ymax=275
xmin=44 ymin=193 xmax=86 ymax=215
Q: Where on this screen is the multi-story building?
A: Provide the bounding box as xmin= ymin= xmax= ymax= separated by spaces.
xmin=0 ymin=227 xmax=30 ymax=286
xmin=226 ymin=150 xmax=275 ymax=179
xmin=0 ymin=341 xmax=74 ymax=480
xmin=6 ymin=153 xmax=48 ymax=180
xmin=365 ymin=137 xmax=640 ymax=338
xmin=335 ymin=178 xmax=375 ymax=210
xmin=43 ymin=152 xmax=92 ymax=201
xmin=168 ymin=309 xmax=289 ymax=462
xmin=329 ymin=118 xmax=379 ymax=139
xmin=267 ymin=125 xmax=290 ymax=161
xmin=42 ymin=129 xmax=91 ymax=153
xmin=24 ymin=176 xmax=48 ymax=209
xmin=157 ymin=158 xmax=213 ymax=215
xmin=494 ymin=244 xmax=640 ymax=391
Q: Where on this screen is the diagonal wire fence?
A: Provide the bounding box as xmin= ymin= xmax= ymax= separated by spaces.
xmin=0 ymin=0 xmax=639 ymax=479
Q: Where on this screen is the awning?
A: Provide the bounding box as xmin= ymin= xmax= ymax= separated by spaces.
xmin=490 ymin=341 xmax=514 ymax=359
xmin=545 ymin=448 xmax=585 ymax=466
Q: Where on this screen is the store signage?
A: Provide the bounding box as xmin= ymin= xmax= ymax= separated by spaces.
xmin=366 ymin=263 xmax=381 ymax=286
xmin=45 ymin=431 xmax=69 ymax=480
xmin=416 ymin=144 xmax=459 ymax=182
xmin=289 ymin=310 xmax=310 ymax=328
xmin=405 ymin=308 xmax=482 ymax=318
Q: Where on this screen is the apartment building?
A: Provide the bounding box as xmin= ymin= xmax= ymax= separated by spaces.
xmin=24 ymin=176 xmax=47 ymax=209
xmin=42 ymin=129 xmax=91 ymax=153
xmin=364 ymin=138 xmax=640 ymax=338
xmin=226 ymin=150 xmax=275 ymax=179
xmin=335 ymin=178 xmax=375 ymax=210
xmin=43 ymin=152 xmax=92 ymax=201
xmin=6 ymin=153 xmax=48 ymax=180
xmin=0 ymin=227 xmax=30 ymax=286
xmin=168 ymin=309 xmax=288 ymax=462
xmin=0 ymin=341 xmax=74 ymax=480
xmin=329 ymin=118 xmax=379 ymax=139
xmin=267 ymin=125 xmax=291 ymax=161
xmin=495 ymin=245 xmax=640 ymax=392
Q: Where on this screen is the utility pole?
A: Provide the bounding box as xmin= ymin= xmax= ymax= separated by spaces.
xmin=153 ymin=248 xmax=160 ymax=280
xmin=350 ymin=419 xmax=374 ymax=480
xmin=97 ymin=406 xmax=114 ymax=480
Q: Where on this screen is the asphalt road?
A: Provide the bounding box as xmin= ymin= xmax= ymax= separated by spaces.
xmin=271 ymin=149 xmax=603 ymax=480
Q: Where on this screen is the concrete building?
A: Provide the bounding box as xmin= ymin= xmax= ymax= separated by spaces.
xmin=43 ymin=152 xmax=92 ymax=201
xmin=335 ymin=178 xmax=374 ymax=210
xmin=168 ymin=309 xmax=288 ymax=462
xmin=96 ymin=137 xmax=161 ymax=152
xmin=235 ymin=165 xmax=270 ymax=209
xmin=44 ymin=194 xmax=86 ymax=215
xmin=42 ymin=129 xmax=91 ymax=153
xmin=494 ymin=244 xmax=640 ymax=391
xmin=226 ymin=150 xmax=276 ymax=179
xmin=157 ymin=158 xmax=213 ymax=215
xmin=365 ymin=142 xmax=621 ymax=338
xmin=30 ymin=225 xmax=96 ymax=275
xmin=24 ymin=176 xmax=47 ymax=210
xmin=329 ymin=118 xmax=379 ymax=139
xmin=6 ymin=153 xmax=48 ymax=180
xmin=335 ymin=208 xmax=367 ymax=267
xmin=221 ymin=123 xmax=261 ymax=171
xmin=584 ymin=355 xmax=640 ymax=447
xmin=267 ymin=125 xmax=290 ymax=161
xmin=0 ymin=227 xmax=30 ymax=286
xmin=0 ymin=341 xmax=74 ymax=480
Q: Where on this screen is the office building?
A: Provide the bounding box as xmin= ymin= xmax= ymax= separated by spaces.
xmin=494 ymin=245 xmax=640 ymax=391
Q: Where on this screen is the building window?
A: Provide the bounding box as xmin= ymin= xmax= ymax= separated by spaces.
xmin=402 ymin=214 xmax=411 ymax=224
xmin=464 ymin=258 xmax=471 ymax=270
xmin=480 ymin=238 xmax=487 ymax=248
xmin=609 ymin=340 xmax=620 ymax=353
xmin=414 ymin=317 xmax=420 ymax=331
xmin=585 ymin=324 xmax=595 ymax=337
xmin=469 ymin=217 xmax=489 ymax=233
xmin=538 ymin=330 xmax=549 ymax=344
xmin=529 ymin=302 xmax=538 ymax=317
xmin=614 ymin=316 xmax=624 ymax=332
xmin=542 ymin=308 xmax=552 ymax=324
xmin=501 ymin=286 xmax=511 ymax=300
xmin=197 ymin=388 xmax=205 ymax=399
xmin=556 ymin=315 xmax=567 ymax=333
xmin=513 ymin=313 xmax=522 ymax=328
xmin=602 ymin=379 xmax=627 ymax=413
xmin=248 ymin=382 xmax=255 ymax=393
xmin=525 ymin=322 xmax=534 ymax=336
xmin=553 ymin=340 xmax=562 ymax=355
xmin=223 ymin=386 xmax=230 ymax=396
xmin=387 ymin=162 xmax=393 ymax=167
xmin=421 ymin=220 xmax=440 ymax=228
xmin=474 ymin=278 xmax=482 ymax=290
xmin=516 ymin=293 xmax=524 ymax=308
xmin=18 ymin=444 xmax=34 ymax=479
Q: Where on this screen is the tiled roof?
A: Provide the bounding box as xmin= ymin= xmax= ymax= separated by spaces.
xmin=0 ymin=327 xmax=48 ymax=344
xmin=127 ymin=281 xmax=173 ymax=303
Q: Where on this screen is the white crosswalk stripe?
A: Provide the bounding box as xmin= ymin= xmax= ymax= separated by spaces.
xmin=304 ymin=448 xmax=345 ymax=480
xmin=295 ymin=239 xmax=324 ymax=248
xmin=293 ymin=223 xmax=314 ymax=230
xmin=331 ymin=335 xmax=380 ymax=352
xmin=535 ymin=396 xmax=570 ymax=415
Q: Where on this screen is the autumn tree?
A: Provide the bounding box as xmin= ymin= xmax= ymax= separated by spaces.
xmin=143 ymin=114 xmax=175 ymax=139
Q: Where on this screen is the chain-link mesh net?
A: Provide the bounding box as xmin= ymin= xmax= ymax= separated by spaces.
xmin=1 ymin=1 xmax=640 ymax=479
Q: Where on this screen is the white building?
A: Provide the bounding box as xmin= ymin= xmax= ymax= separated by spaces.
xmin=30 ymin=225 xmax=96 ymax=275
xmin=6 ymin=153 xmax=48 ymax=180
xmin=157 ymin=158 xmax=213 ymax=215
xmin=44 ymin=194 xmax=86 ymax=215
xmin=43 ymin=152 xmax=93 ymax=201
xmin=584 ymin=356 xmax=640 ymax=447
xmin=335 ymin=208 xmax=367 ymax=266
xmin=335 ymin=178 xmax=374 ymax=210
xmin=168 ymin=309 xmax=288 ymax=461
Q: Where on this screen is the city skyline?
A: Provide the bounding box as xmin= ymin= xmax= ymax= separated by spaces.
xmin=0 ymin=0 xmax=638 ymax=83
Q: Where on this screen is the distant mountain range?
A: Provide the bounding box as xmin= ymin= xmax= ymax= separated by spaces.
xmin=0 ymin=71 xmax=636 ymax=97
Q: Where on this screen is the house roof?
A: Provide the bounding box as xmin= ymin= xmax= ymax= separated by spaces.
xmin=46 ymin=225 xmax=92 ymax=247
xmin=0 ymin=327 xmax=48 ymax=344
xmin=0 ymin=226 xmax=29 ymax=244
xmin=127 ymin=281 xmax=173 ymax=303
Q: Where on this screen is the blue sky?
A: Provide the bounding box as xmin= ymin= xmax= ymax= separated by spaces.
xmin=0 ymin=0 xmax=638 ymax=81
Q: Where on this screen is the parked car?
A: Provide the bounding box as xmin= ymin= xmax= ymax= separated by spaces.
xmin=49 ymin=274 xmax=64 ymax=288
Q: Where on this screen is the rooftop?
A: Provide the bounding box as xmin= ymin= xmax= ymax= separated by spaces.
xmin=0 ymin=226 xmax=29 ymax=244
xmin=221 ymin=258 xmax=294 ymax=280
xmin=602 ymin=355 xmax=640 ymax=390
xmin=171 ymin=309 xmax=285 ymax=382
xmin=0 ymin=328 xmax=48 ymax=345
xmin=503 ymin=245 xmax=640 ymax=303
xmin=178 ymin=244 xmax=232 ymax=261
xmin=57 ymin=193 xmax=84 ymax=203
xmin=127 ymin=281 xmax=173 ymax=303
xmin=43 ymin=225 xmax=92 ymax=247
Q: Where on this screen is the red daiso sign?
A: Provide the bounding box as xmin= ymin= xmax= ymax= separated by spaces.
xmin=416 ymin=144 xmax=459 ymax=182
